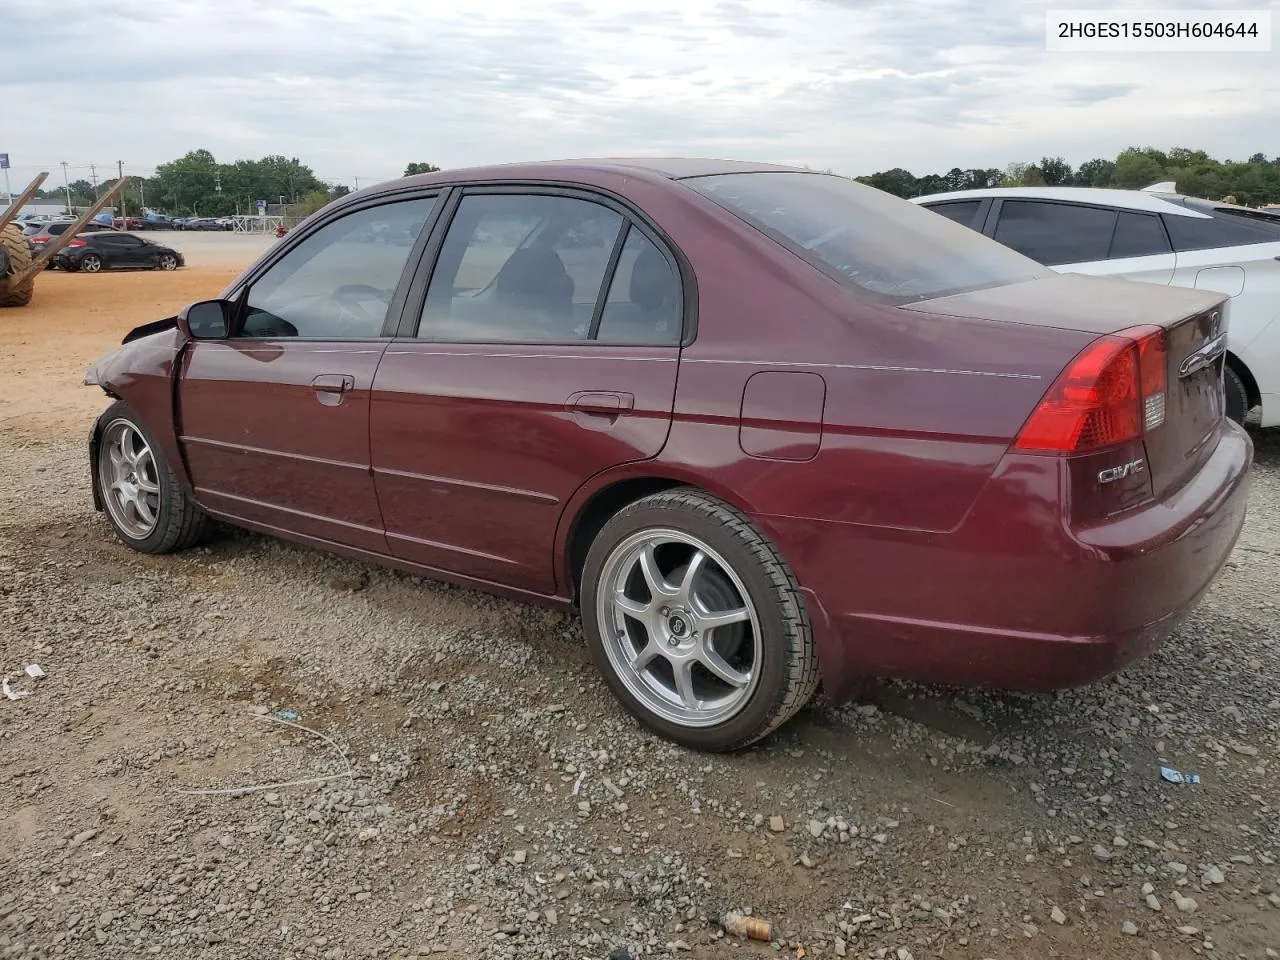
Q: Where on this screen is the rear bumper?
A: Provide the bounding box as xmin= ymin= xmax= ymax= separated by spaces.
xmin=768 ymin=423 xmax=1253 ymax=700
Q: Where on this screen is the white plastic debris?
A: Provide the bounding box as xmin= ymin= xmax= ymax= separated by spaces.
xmin=25 ymin=664 xmax=45 ymax=679
xmin=2 ymin=677 xmax=31 ymax=701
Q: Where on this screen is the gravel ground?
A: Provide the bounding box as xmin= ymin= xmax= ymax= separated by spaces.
xmin=1 ymin=423 xmax=1278 ymax=960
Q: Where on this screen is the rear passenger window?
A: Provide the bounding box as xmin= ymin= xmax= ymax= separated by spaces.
xmin=993 ymin=201 xmax=1117 ymax=266
xmin=925 ymin=200 xmax=983 ymax=230
xmin=1109 ymin=212 xmax=1170 ymax=258
xmin=419 ymin=193 xmax=624 ymax=343
xmin=594 ymin=228 xmax=682 ymax=345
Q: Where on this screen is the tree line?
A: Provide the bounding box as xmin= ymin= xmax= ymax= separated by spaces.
xmin=855 ymin=147 xmax=1280 ymax=207
xmin=29 ymin=147 xmax=1280 ymax=217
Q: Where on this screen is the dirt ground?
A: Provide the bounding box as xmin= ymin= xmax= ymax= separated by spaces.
xmin=0 ymin=260 xmax=1278 ymax=960
xmin=0 ymin=266 xmax=240 ymax=443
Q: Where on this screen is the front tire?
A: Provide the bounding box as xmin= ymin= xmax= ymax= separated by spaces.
xmin=96 ymin=402 xmax=213 ymax=553
xmin=581 ymin=489 xmax=818 ymax=751
xmin=1224 ymin=364 xmax=1248 ymax=425
xmin=157 ymin=253 xmax=178 ymax=271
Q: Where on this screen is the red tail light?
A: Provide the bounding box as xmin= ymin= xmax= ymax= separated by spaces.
xmin=67 ymin=239 xmax=87 ymax=248
xmin=31 ymin=236 xmax=50 ymax=243
xmin=1015 ymin=325 xmax=1167 ymax=454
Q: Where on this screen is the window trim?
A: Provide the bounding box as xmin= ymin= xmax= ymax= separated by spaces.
xmin=987 ymin=197 xmax=1121 ymax=266
xmin=395 ymin=182 xmax=695 ymax=348
xmin=223 ymin=190 xmax=445 ymax=342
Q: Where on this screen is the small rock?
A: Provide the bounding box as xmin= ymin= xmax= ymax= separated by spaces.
xmin=1121 ymin=920 xmax=1138 ymax=936
xmin=1229 ymin=743 xmax=1258 ymax=756
xmin=544 ymin=908 xmax=558 ymax=925
xmin=769 ymin=815 xmax=785 ymax=833
xmin=1093 ymin=844 xmax=1113 ymax=861
xmin=1050 ymin=906 xmax=1067 ymax=926
xmin=1202 ymin=865 xmax=1225 ymax=885
xmin=357 ymin=827 xmax=378 ymax=843
xmin=808 ymin=820 xmax=825 ymax=839
xmin=1175 ymin=925 xmax=1199 ymax=936
xmin=1173 ymin=893 xmax=1198 ymax=913
xmin=1145 ymin=894 xmax=1161 ymax=911
xmin=1141 ymin=882 xmax=1154 ymax=896
xmin=834 ymin=937 xmax=847 ymax=957
xmin=510 ymin=850 xmax=527 ymax=865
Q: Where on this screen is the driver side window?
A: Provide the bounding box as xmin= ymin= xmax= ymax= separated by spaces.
xmin=240 ymin=197 xmax=435 ymax=339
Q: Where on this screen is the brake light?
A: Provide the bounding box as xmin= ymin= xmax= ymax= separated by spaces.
xmin=1015 ymin=325 xmax=1167 ymax=454
xmin=31 ymin=236 xmax=49 ymax=243
xmin=67 ymin=239 xmax=86 ymax=248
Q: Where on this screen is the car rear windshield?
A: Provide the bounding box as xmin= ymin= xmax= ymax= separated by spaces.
xmin=1164 ymin=201 xmax=1280 ymax=252
xmin=685 ymin=171 xmax=1048 ymax=301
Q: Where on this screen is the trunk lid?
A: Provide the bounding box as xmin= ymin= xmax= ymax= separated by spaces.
xmin=908 ymin=274 xmax=1230 ymax=508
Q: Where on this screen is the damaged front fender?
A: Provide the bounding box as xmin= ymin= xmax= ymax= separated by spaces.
xmin=84 ymin=316 xmax=194 ymax=506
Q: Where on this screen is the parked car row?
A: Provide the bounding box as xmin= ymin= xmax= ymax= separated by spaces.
xmin=18 ymin=219 xmax=184 ymax=273
xmin=912 ymin=185 xmax=1280 ymax=427
xmin=83 ymin=158 xmax=1251 ymax=751
xmin=173 ymin=217 xmax=235 ymax=231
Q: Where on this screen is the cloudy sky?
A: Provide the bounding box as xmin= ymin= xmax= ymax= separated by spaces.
xmin=1 ymin=0 xmax=1276 ymax=190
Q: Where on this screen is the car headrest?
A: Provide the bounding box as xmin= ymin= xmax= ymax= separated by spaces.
xmin=629 ymin=242 xmax=679 ymax=314
xmin=494 ymin=247 xmax=574 ymax=315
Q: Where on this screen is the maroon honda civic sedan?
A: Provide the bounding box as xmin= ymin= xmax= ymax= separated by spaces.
xmin=84 ymin=158 xmax=1252 ymax=751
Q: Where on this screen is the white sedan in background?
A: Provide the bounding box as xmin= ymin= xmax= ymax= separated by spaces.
xmin=912 ymin=185 xmax=1280 ymax=426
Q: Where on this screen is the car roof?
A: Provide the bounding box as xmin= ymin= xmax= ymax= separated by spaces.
xmin=393 ymin=157 xmax=807 ymax=188
xmin=911 ymin=186 xmax=1214 ymax=219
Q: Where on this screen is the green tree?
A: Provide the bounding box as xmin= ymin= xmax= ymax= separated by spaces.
xmin=404 ymin=162 xmax=441 ymax=176
xmin=1039 ymin=156 xmax=1073 ymax=186
xmin=1074 ymin=159 xmax=1115 ymax=187
xmin=855 ymin=167 xmax=917 ymax=198
xmin=1112 ymin=148 xmax=1166 ymax=188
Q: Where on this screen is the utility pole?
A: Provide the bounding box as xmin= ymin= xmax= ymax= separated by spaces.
xmin=61 ymin=161 xmax=72 ymax=213
xmin=139 ymin=179 xmax=146 ymax=213
xmin=117 ymin=160 xmax=125 ymax=222
xmin=353 ymin=176 xmax=360 ymax=191
xmin=89 ymin=163 xmax=99 ymax=198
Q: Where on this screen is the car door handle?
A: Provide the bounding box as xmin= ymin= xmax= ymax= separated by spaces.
xmin=567 ymin=391 xmax=634 ymax=415
xmin=312 ymin=374 xmax=355 ymax=406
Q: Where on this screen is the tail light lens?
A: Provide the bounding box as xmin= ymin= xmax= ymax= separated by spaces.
xmin=31 ymin=236 xmax=49 ymax=243
xmin=67 ymin=239 xmax=86 ymax=248
xmin=1015 ymin=325 xmax=1167 ymax=454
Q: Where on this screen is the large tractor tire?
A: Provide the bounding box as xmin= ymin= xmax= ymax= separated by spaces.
xmin=0 ymin=224 xmax=35 ymax=308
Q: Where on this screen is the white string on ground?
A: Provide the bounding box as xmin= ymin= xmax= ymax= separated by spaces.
xmin=175 ymin=712 xmax=355 ymax=798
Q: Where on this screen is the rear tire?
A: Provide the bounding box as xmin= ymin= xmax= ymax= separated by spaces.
xmin=0 ymin=224 xmax=34 ymax=307
xmin=95 ymin=401 xmax=214 ymax=554
xmin=80 ymin=253 xmax=103 ymax=274
xmin=581 ymin=489 xmax=818 ymax=752
xmin=1224 ymin=364 xmax=1248 ymax=425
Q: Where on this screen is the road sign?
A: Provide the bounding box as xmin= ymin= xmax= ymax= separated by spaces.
xmin=256 ymin=199 xmax=267 ymax=213
xmin=0 ymin=154 xmax=9 ymax=170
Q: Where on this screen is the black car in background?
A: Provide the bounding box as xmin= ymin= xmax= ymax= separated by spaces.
xmin=53 ymin=233 xmax=185 ymax=273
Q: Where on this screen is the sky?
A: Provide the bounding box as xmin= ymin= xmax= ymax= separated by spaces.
xmin=0 ymin=0 xmax=1276 ymax=191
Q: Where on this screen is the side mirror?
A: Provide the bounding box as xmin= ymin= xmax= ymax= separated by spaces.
xmin=178 ymin=299 xmax=233 ymax=340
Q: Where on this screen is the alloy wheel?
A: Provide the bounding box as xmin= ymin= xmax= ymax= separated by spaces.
xmin=596 ymin=528 xmax=762 ymax=728
xmin=99 ymin=419 xmax=161 ymax=540
xmin=80 ymin=254 xmax=102 ymax=273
